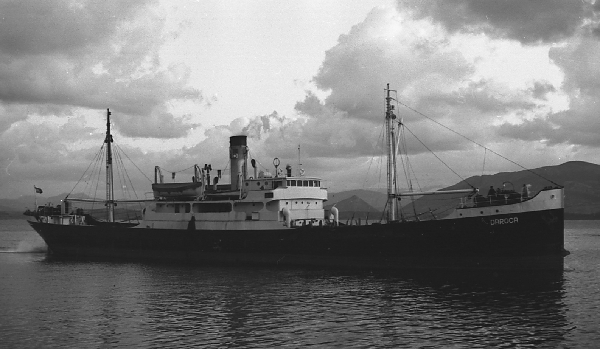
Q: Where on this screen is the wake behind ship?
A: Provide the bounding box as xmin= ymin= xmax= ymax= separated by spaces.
xmin=28 ymin=86 xmax=566 ymax=271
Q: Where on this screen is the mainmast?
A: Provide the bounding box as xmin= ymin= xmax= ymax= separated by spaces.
xmin=385 ymin=84 xmax=397 ymax=222
xmin=104 ymin=108 xmax=115 ymax=222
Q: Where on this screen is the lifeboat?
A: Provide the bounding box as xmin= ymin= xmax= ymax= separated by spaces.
xmin=152 ymin=182 xmax=203 ymax=200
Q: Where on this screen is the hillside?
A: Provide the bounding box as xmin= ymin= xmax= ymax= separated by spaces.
xmin=324 ymin=195 xmax=381 ymax=221
xmin=407 ymin=161 xmax=600 ymax=219
xmin=324 ymin=161 xmax=600 ymax=221
xmin=326 ymin=189 xmax=387 ymax=212
xmin=2 ymin=161 xmax=600 ymax=220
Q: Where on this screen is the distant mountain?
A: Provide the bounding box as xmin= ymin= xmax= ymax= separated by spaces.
xmin=405 ymin=161 xmax=600 ymax=219
xmin=324 ymin=195 xmax=381 ymax=221
xmin=3 ymin=161 xmax=599 ymax=220
xmin=324 ymin=161 xmax=600 ymax=220
xmin=327 ymin=189 xmax=388 ymax=212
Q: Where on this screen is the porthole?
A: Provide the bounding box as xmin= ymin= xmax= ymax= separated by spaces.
xmin=480 ymin=211 xmax=484 ymax=214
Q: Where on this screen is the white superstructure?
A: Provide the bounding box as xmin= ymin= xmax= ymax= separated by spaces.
xmin=143 ymin=135 xmax=330 ymax=230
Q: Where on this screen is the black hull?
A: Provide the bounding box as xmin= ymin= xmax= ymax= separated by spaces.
xmin=28 ymin=208 xmax=565 ymax=271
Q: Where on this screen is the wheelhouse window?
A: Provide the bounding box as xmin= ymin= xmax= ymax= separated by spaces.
xmin=284 ymin=179 xmax=320 ymax=187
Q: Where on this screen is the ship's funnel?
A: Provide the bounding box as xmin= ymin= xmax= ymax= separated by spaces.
xmin=230 ymin=135 xmax=248 ymax=190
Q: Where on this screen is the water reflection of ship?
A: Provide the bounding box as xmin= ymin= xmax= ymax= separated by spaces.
xmin=28 ymin=86 xmax=566 ymax=270
xmin=378 ymin=272 xmax=568 ymax=346
xmin=124 ymin=267 xmax=568 ymax=347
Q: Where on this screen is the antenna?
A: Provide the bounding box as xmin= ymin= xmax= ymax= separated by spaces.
xmin=298 ymin=144 xmax=303 ymax=176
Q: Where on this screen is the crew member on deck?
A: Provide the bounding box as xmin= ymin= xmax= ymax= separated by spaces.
xmin=522 ymin=184 xmax=530 ymax=198
xmin=487 ymin=186 xmax=496 ymax=197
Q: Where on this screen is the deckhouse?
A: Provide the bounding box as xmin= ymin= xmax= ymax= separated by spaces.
xmin=143 ymin=135 xmax=330 ymax=230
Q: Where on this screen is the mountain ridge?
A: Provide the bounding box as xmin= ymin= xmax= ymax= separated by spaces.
xmin=325 ymin=160 xmax=600 ymax=220
xmin=2 ymin=161 xmax=599 ymax=220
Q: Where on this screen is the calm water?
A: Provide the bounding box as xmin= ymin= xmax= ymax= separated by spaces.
xmin=0 ymin=219 xmax=598 ymax=348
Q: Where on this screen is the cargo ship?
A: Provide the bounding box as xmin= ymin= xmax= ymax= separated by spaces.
xmin=27 ymin=85 xmax=566 ymax=270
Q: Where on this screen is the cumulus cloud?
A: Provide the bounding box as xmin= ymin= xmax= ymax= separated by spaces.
xmin=498 ymin=36 xmax=600 ymax=147
xmin=116 ymin=109 xmax=199 ymax=139
xmin=498 ymin=94 xmax=600 ymax=147
xmin=399 ymin=0 xmax=595 ymax=44
xmin=285 ymin=4 xmax=600 ymax=189
xmin=550 ymin=36 xmax=600 ymax=95
xmin=0 ymin=118 xmax=93 ymax=184
xmin=0 ymin=105 xmax=31 ymax=134
xmin=0 ymin=1 xmax=151 ymax=56
xmin=0 ymin=113 xmax=174 ymax=198
xmin=311 ymin=8 xmax=473 ymax=121
xmin=0 ymin=0 xmax=201 ymax=139
xmin=529 ymin=82 xmax=557 ymax=100
xmin=4 ymin=2 xmax=600 ymax=199
xmin=295 ymin=7 xmax=560 ymax=157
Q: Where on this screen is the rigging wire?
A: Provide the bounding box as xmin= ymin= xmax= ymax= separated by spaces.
xmin=91 ymin=144 xmax=105 ymax=215
xmin=396 ymin=100 xmax=561 ymax=187
xmin=68 ymin=143 xmax=105 ymax=198
xmin=156 ymin=164 xmax=197 ymax=177
xmin=403 ymin=124 xmax=473 ymax=189
xmin=247 ymin=150 xmax=273 ymax=175
xmin=114 ymin=148 xmax=137 ymax=200
xmin=396 ymin=123 xmax=411 ymax=221
xmin=362 ymin=122 xmax=387 ymax=189
xmin=390 ymin=93 xmax=471 ymax=189
xmin=85 ymin=145 xmax=105 ymax=208
xmin=397 ymin=124 xmax=410 ymax=189
xmin=67 ymin=139 xmax=152 ymax=221
xmin=112 ymin=147 xmax=144 ymax=222
xmin=112 ymin=148 xmax=131 ymax=221
xmin=399 ymin=123 xmax=423 ymax=192
xmin=115 ymin=144 xmax=152 ymax=183
xmin=480 ymin=148 xmax=487 ymax=189
xmin=398 ymin=123 xmax=424 ymax=219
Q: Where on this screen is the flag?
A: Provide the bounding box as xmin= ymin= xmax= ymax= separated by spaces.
xmin=34 ymin=186 xmax=43 ymax=194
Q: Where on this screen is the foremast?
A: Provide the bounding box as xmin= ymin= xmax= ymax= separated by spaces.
xmin=385 ymin=84 xmax=397 ymax=222
xmin=104 ymin=108 xmax=115 ymax=222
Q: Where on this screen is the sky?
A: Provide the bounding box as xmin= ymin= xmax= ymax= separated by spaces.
xmin=1 ymin=0 xmax=600 ymax=200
